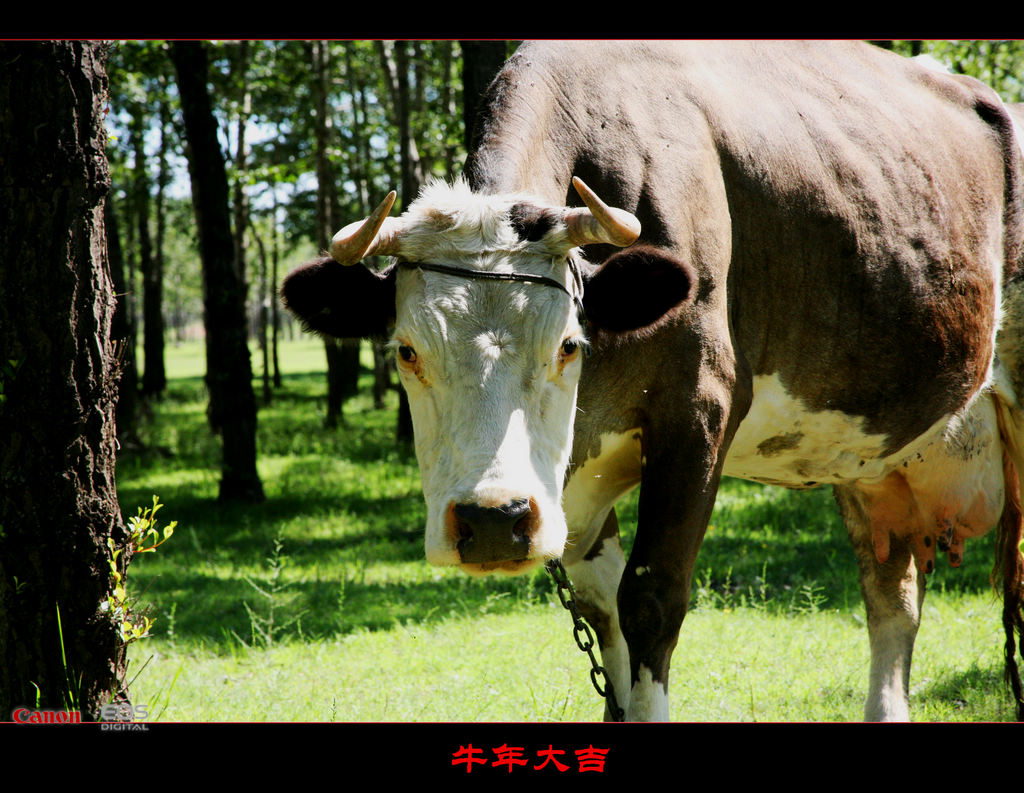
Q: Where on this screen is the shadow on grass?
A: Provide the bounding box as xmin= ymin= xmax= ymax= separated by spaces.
xmin=118 ymin=366 xmax=1006 ymax=659
xmin=914 ymin=663 xmax=1008 ymax=718
xmin=617 ymin=476 xmax=998 ymax=612
xmin=118 ymin=369 xmax=558 ymax=651
xmin=131 ymin=563 xmax=556 ymax=650
xmin=121 ymin=484 xmax=559 ymax=651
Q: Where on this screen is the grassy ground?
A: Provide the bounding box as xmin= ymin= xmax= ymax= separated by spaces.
xmin=117 ymin=338 xmax=1018 ymax=722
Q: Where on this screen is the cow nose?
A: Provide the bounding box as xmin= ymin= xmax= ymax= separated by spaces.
xmin=453 ymin=498 xmax=537 ymax=564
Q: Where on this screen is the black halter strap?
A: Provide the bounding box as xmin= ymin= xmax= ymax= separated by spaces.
xmin=398 ymin=260 xmax=586 ymax=322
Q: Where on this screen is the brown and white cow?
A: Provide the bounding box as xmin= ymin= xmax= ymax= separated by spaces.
xmin=283 ymin=41 xmax=1024 ymax=721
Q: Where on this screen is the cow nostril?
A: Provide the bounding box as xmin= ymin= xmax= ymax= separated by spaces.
xmin=512 ymin=502 xmax=537 ymax=540
xmin=454 ymin=511 xmax=473 ymax=541
xmin=452 ymin=498 xmax=538 ymax=564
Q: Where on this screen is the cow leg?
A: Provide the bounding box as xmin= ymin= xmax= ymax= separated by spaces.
xmin=617 ymin=429 xmax=733 ymax=721
xmin=562 ymin=508 xmax=631 ymax=720
xmin=618 ymin=498 xmax=714 ymax=718
xmin=834 ymin=484 xmax=925 ymax=722
xmin=597 ymin=318 xmax=749 ymax=721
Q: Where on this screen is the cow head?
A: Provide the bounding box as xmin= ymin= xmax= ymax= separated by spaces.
xmin=282 ymin=177 xmax=694 ymax=575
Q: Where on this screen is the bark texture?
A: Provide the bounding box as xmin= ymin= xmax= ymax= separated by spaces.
xmin=0 ymin=41 xmax=128 ymax=718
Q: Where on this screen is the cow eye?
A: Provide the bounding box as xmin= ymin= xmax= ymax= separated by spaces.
xmin=397 ymin=344 xmax=417 ymax=364
xmin=559 ymin=338 xmax=581 ymax=360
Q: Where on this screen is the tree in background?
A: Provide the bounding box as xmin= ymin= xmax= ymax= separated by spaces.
xmin=171 ymin=41 xmax=265 ymax=503
xmin=106 ymin=198 xmax=140 ymax=449
xmin=113 ymin=42 xmax=172 ymax=400
xmin=105 ymin=40 xmax=521 ymax=447
xmin=460 ymin=41 xmax=511 ymax=152
xmin=104 ymin=39 xmax=1024 ymax=452
xmin=371 ymin=40 xmax=503 ymax=441
xmin=310 ymin=41 xmax=361 ymax=428
xmin=0 ymin=41 xmax=131 ymax=718
xmin=106 ymin=40 xmax=521 ymax=448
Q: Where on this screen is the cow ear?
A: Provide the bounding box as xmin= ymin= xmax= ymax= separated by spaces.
xmin=582 ymin=245 xmax=695 ymax=334
xmin=281 ymin=256 xmax=397 ymax=339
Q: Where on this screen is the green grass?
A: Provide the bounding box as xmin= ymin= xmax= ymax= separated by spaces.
xmin=118 ymin=338 xmax=1017 ymax=722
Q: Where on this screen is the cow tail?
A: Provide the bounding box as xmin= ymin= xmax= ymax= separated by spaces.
xmin=995 ymin=445 xmax=1024 ymax=721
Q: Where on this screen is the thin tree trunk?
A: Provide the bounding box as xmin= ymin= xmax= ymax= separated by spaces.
xmin=133 ymin=115 xmax=166 ymax=398
xmin=311 ymin=40 xmax=359 ymax=428
xmin=410 ymin=41 xmax=430 ymax=177
xmin=0 ymin=41 xmax=129 ymax=719
xmin=313 ymin=40 xmax=344 ymax=428
xmin=232 ymin=41 xmax=251 ymax=300
xmin=344 ymin=42 xmax=372 ymax=214
xmin=271 ymin=190 xmax=282 ymax=389
xmin=460 ymin=41 xmax=509 ymax=152
xmin=345 ymin=43 xmax=391 ymax=410
xmin=394 ymin=41 xmax=419 ymax=442
xmin=248 ymin=215 xmax=272 ymax=405
xmin=441 ymin=42 xmax=457 ymax=175
xmin=375 ymin=40 xmax=422 ymax=442
xmin=393 ymin=41 xmax=426 ymax=200
xmin=152 ymin=91 xmax=170 ymax=393
xmin=107 ymin=198 xmax=139 ymax=447
xmin=172 ymin=41 xmax=265 ymax=503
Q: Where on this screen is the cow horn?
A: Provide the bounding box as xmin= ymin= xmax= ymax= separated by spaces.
xmin=565 ymin=176 xmax=641 ymax=248
xmin=329 ymin=190 xmax=402 ymax=265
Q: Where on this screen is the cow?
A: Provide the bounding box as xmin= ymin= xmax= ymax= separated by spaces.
xmin=282 ymin=41 xmax=1024 ymax=722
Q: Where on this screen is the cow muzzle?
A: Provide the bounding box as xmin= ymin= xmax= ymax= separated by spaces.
xmin=449 ymin=497 xmax=540 ymax=566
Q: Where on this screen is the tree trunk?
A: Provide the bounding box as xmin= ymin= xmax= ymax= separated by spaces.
xmin=344 ymin=43 xmax=391 ymax=410
xmin=132 ymin=117 xmax=166 ymax=399
xmin=248 ymin=215 xmax=272 ymax=405
xmin=271 ymin=191 xmax=282 ymax=389
xmin=460 ymin=41 xmax=510 ymax=152
xmin=231 ymin=41 xmax=251 ymax=305
xmin=386 ymin=40 xmax=424 ymax=443
xmin=154 ymin=91 xmax=170 ymax=346
xmin=106 ymin=198 xmax=140 ymax=447
xmin=0 ymin=41 xmax=130 ymax=719
xmin=311 ymin=40 xmax=359 ymax=428
xmin=440 ymin=42 xmax=457 ymax=175
xmin=171 ymin=41 xmax=265 ymax=503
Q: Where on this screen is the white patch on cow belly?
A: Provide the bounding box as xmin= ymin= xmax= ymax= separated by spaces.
xmin=724 ymin=374 xmax=894 ymax=485
xmin=628 ymin=666 xmax=669 ymax=721
xmin=883 ymin=392 xmax=1005 ymax=541
xmin=561 ymin=429 xmax=642 ymax=564
xmin=726 ymin=374 xmax=1003 ymax=523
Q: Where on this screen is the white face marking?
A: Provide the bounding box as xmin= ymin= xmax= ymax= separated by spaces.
xmin=387 ymin=187 xmax=586 ymax=574
xmin=398 ymin=274 xmax=583 ymax=572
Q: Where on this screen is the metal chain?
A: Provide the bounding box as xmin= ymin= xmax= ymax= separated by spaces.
xmin=546 ymin=559 xmax=625 ymax=722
